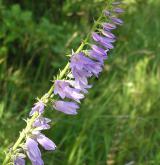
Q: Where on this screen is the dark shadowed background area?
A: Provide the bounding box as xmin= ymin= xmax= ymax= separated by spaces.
xmin=0 ymin=0 xmax=160 ymax=164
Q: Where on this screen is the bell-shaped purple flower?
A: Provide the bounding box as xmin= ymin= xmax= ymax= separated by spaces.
xmin=70 ymin=52 xmax=103 ymax=85
xmin=92 ymin=32 xmax=114 ymax=50
xmin=71 ymin=66 xmax=90 ymax=86
xmin=68 ymin=80 xmax=92 ymax=94
xmin=91 ymin=45 xmax=108 ymax=62
xmin=70 ymin=53 xmax=102 ymax=80
xmin=101 ymin=30 xmax=116 ymax=39
xmin=80 ymin=53 xmax=103 ymax=77
xmin=88 ymin=50 xmax=104 ymax=64
xmin=30 ymin=101 xmax=45 ymax=116
xmin=110 ymin=16 xmax=123 ymax=25
xmin=91 ymin=45 xmax=107 ymax=56
xmin=54 ymin=80 xmax=68 ymax=98
xmin=53 ymin=100 xmax=79 ymax=115
xmin=54 ymin=80 xmax=84 ymax=103
xmin=36 ymin=133 xmax=56 ymax=151
xmin=102 ymin=23 xmax=116 ymax=31
xmin=70 ymin=52 xmax=91 ymax=85
xmin=113 ymin=8 xmax=124 ymax=13
xmin=92 ymin=32 xmax=116 ymax=43
xmin=33 ymin=117 xmax=51 ymax=130
xmin=26 ymin=138 xmax=44 ymax=165
xmin=14 ymin=156 xmax=25 ymax=165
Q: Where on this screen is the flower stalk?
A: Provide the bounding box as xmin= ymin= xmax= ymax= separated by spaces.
xmin=2 ymin=40 xmax=86 ymax=165
xmin=2 ymin=21 xmax=101 ymax=165
xmin=2 ymin=1 xmax=124 ymax=164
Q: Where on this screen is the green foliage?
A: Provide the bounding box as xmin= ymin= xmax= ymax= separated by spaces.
xmin=0 ymin=0 xmax=160 ymax=164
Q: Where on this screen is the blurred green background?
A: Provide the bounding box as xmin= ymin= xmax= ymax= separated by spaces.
xmin=0 ymin=0 xmax=160 ymax=164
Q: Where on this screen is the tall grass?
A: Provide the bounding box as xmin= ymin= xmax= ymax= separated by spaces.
xmin=0 ymin=0 xmax=160 ymax=164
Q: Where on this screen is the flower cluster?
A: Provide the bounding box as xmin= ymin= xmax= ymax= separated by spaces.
xmin=14 ymin=104 xmax=56 ymax=165
xmin=53 ymin=2 xmax=124 ymax=115
xmin=12 ymin=1 xmax=124 ymax=165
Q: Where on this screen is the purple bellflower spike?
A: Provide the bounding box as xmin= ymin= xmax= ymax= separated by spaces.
xmin=110 ymin=17 xmax=124 ymax=25
xmin=1 ymin=2 xmax=125 ymax=165
xmin=36 ymin=133 xmax=56 ymax=151
xmin=53 ymin=100 xmax=79 ymax=115
xmin=102 ymin=23 xmax=116 ymax=31
xmin=14 ymin=156 xmax=25 ymax=165
xmin=26 ymin=138 xmax=44 ymax=165
xmin=30 ymin=101 xmax=45 ymax=116
xmin=54 ymin=80 xmax=84 ymax=103
xmin=33 ymin=117 xmax=51 ymax=130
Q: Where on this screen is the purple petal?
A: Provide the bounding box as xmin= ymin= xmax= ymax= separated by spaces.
xmin=30 ymin=101 xmax=45 ymax=116
xmin=113 ymin=8 xmax=124 ymax=13
xmin=33 ymin=117 xmax=51 ymax=130
xmin=99 ymin=41 xmax=114 ymax=49
xmin=91 ymin=45 xmax=107 ymax=57
xmin=14 ymin=157 xmax=25 ymax=165
xmin=68 ymin=80 xmax=92 ymax=94
xmin=73 ymin=68 xmax=89 ymax=85
xmin=54 ymin=80 xmax=69 ymax=98
xmin=37 ymin=133 xmax=56 ymax=151
xmin=92 ymin=32 xmax=101 ymax=42
xmin=75 ymin=82 xmax=91 ymax=93
xmin=92 ymin=32 xmax=114 ymax=49
xmin=92 ymin=32 xmax=116 ymax=43
xmin=88 ymin=50 xmax=105 ymax=63
xmin=102 ymin=37 xmax=116 ymax=43
xmin=54 ymin=80 xmax=84 ymax=103
xmin=70 ymin=52 xmax=103 ymax=84
xmin=102 ymin=23 xmax=116 ymax=31
xmin=101 ymin=30 xmax=116 ymax=39
xmin=65 ymin=86 xmax=84 ymax=102
xmin=26 ymin=138 xmax=44 ymax=165
xmin=110 ymin=17 xmax=124 ymax=25
xmin=53 ymin=100 xmax=79 ymax=115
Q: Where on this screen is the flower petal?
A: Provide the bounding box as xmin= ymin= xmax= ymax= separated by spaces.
xmin=37 ymin=133 xmax=56 ymax=151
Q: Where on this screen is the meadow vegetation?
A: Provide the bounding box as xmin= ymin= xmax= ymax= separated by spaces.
xmin=0 ymin=0 xmax=160 ymax=164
